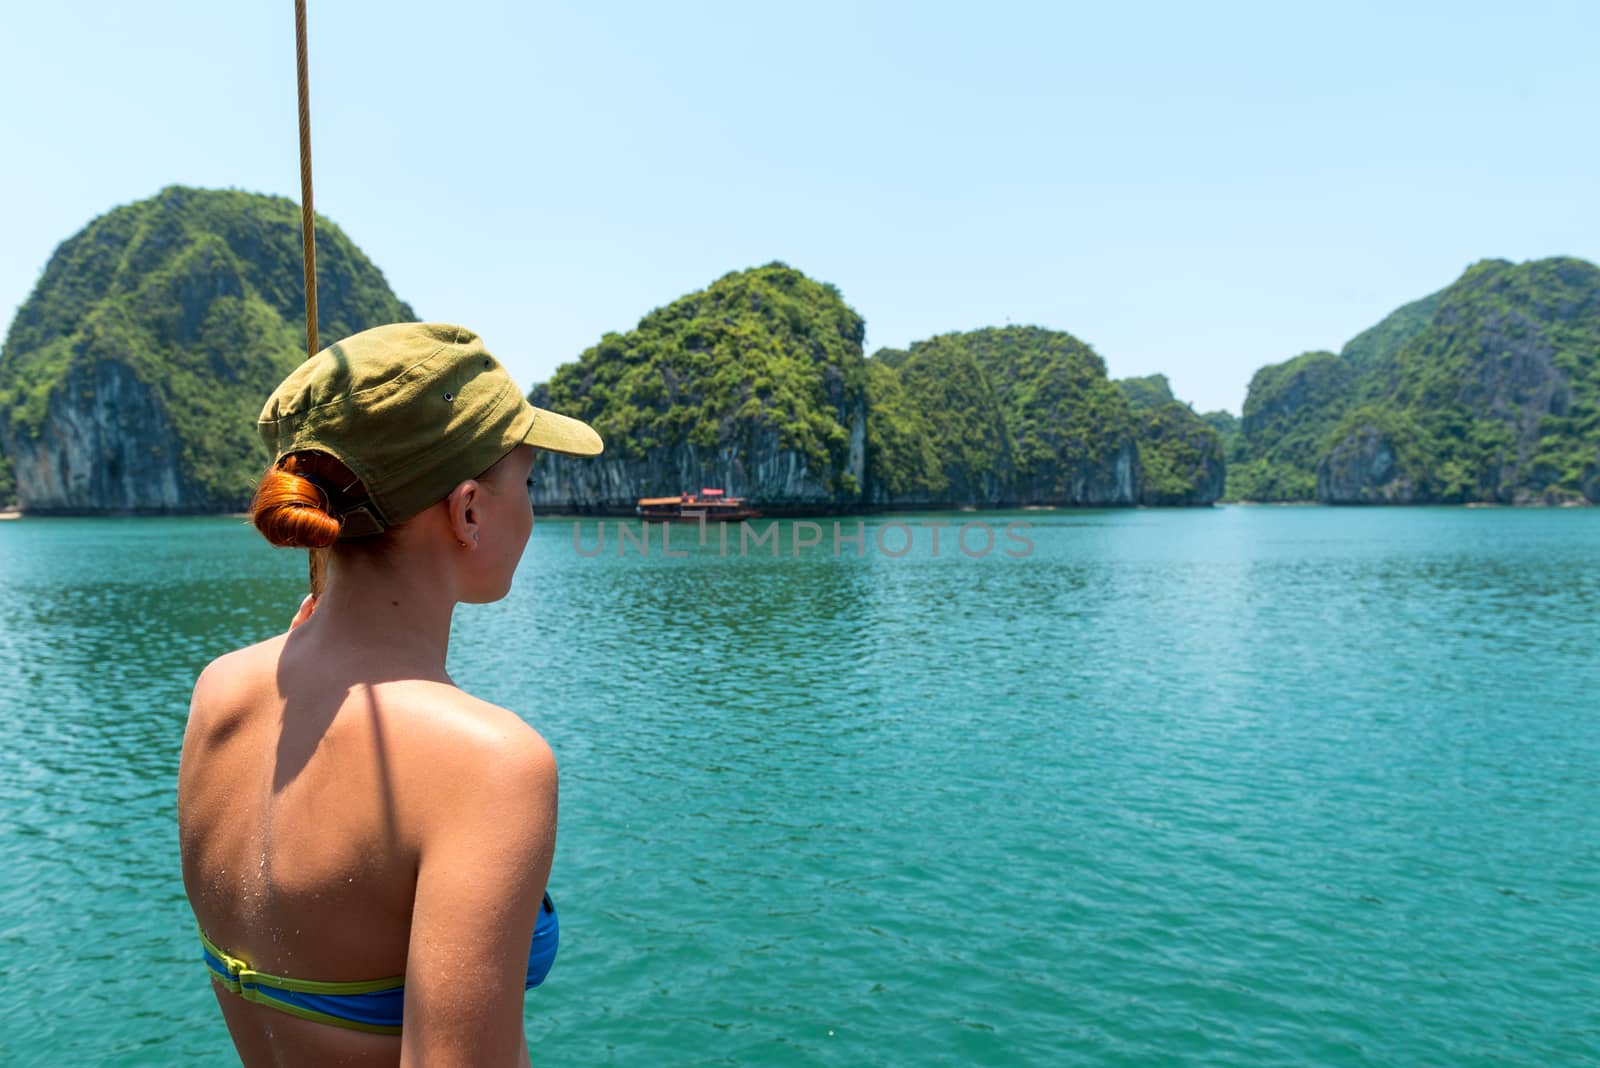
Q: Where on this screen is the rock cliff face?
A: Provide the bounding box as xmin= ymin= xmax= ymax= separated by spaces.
xmin=1227 ymin=351 xmax=1356 ymax=501
xmin=1132 ymin=403 xmax=1226 ymax=506
xmin=7 ymin=359 xmax=185 ymax=512
xmin=529 ymin=263 xmax=869 ymax=514
xmin=1316 ymin=258 xmax=1600 ymax=504
xmin=1009 ymin=438 xmax=1140 ymax=506
xmin=1116 ymin=375 xmax=1227 ymax=506
xmin=1239 ymin=352 xmax=1356 ymax=442
xmin=1234 ymin=256 xmax=1600 ymax=504
xmin=1228 ymin=291 xmax=1442 ymax=502
xmin=971 ymin=328 xmax=1151 ymax=506
xmin=530 ymin=406 xmax=867 ymax=513
xmin=0 ymin=186 xmax=414 ymax=513
xmin=534 ymin=304 xmax=1222 ymax=513
xmin=1316 ymin=424 xmax=1418 ymax=503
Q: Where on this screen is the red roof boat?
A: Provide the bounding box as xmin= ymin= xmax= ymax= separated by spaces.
xmin=636 ymin=488 xmax=761 ymax=522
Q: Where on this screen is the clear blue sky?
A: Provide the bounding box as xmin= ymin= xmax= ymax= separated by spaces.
xmin=3 ymin=1 xmax=1595 ymax=414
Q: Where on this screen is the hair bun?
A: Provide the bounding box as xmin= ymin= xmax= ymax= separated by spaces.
xmin=249 ymin=466 xmax=343 ymax=549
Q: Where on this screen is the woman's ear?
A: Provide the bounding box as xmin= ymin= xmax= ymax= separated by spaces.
xmin=447 ymin=480 xmax=481 ymax=545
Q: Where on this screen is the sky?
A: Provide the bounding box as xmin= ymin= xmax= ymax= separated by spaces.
xmin=2 ymin=1 xmax=1596 ymax=415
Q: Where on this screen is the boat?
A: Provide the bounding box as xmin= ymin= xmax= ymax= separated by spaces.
xmin=636 ymin=488 xmax=762 ymax=522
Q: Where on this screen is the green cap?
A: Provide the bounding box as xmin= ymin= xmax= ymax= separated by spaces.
xmin=258 ymin=322 xmax=602 ymax=537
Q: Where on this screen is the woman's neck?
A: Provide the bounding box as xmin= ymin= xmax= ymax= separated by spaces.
xmin=293 ymin=546 xmax=459 ymax=682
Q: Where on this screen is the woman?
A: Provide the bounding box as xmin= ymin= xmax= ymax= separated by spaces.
xmin=178 ymin=322 xmax=603 ymax=1066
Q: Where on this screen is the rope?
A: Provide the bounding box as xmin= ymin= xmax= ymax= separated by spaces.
xmin=295 ymin=0 xmax=318 ymax=360
xmin=294 ymin=0 xmax=326 ymax=596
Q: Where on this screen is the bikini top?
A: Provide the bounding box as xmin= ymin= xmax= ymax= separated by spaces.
xmin=199 ymin=891 xmax=558 ymax=1035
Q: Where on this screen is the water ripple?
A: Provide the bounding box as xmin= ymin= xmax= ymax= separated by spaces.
xmin=1 ymin=510 xmax=1598 ymax=1064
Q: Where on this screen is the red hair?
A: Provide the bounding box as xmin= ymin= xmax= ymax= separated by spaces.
xmin=249 ymin=451 xmax=366 ymax=550
xmin=250 ymin=452 xmax=404 ymax=597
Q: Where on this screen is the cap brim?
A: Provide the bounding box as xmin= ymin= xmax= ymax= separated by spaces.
xmin=525 ymin=405 xmax=604 ymax=457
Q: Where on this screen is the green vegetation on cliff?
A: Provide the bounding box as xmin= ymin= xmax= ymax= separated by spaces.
xmin=1331 ymin=257 xmax=1600 ymax=502
xmin=1117 ymin=373 xmax=1176 ymax=411
xmin=1114 ymin=376 xmax=1227 ymax=505
xmin=862 ymin=327 xmax=1220 ymax=505
xmin=862 ymin=358 xmax=945 ymax=498
xmin=1228 ymin=350 xmax=1356 ymax=500
xmin=1200 ymin=410 xmax=1239 ymax=457
xmin=1135 ymin=401 xmax=1226 ymax=505
xmin=534 ymin=299 xmax=1218 ymax=507
xmin=1234 ymin=257 xmax=1600 ymax=503
xmin=960 ymin=329 xmax=1136 ymax=491
xmin=870 ymin=331 xmax=1019 ymax=501
xmin=1339 ymin=290 xmax=1443 ymax=371
xmin=0 ymin=186 xmax=414 ymax=508
xmin=531 ymin=263 xmax=868 ymax=494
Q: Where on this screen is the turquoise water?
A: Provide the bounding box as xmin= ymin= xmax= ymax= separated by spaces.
xmin=1 ymin=507 xmax=1597 ymax=1065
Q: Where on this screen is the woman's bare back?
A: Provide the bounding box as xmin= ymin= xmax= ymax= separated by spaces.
xmin=179 ymin=622 xmax=554 ymax=1066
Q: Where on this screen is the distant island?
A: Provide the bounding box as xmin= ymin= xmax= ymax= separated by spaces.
xmin=528 ymin=265 xmax=1224 ymax=514
xmin=0 ymin=186 xmax=412 ymax=513
xmin=1 ymin=186 xmax=1596 ymax=514
xmin=1225 ymin=257 xmax=1600 ymax=505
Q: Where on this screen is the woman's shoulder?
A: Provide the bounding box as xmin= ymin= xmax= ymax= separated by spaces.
xmin=189 ymin=641 xmax=552 ymax=773
xmin=377 ymin=682 xmax=558 ymax=844
xmin=191 ymin=629 xmax=298 ymax=684
xmin=388 ymin=680 xmax=556 ymax=771
xmin=187 ymin=635 xmax=290 ymax=725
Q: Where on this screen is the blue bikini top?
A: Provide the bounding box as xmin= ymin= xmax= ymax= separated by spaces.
xmin=200 ymin=891 xmax=559 ymax=1035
